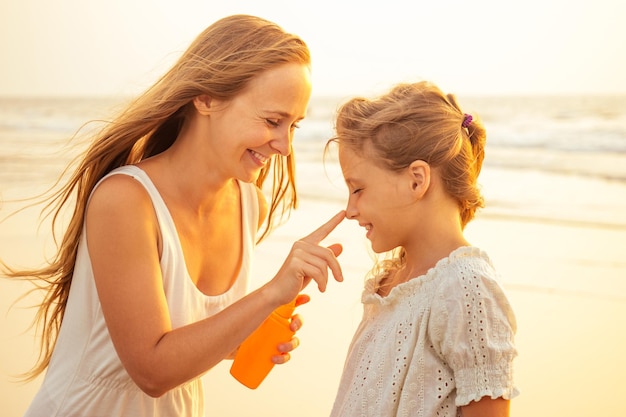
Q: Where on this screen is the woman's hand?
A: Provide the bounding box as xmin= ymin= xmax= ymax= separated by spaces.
xmin=266 ymin=211 xmax=345 ymax=306
xmin=272 ymin=293 xmax=310 ymax=364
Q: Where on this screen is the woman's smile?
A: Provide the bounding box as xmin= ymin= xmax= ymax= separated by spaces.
xmin=248 ymin=149 xmax=269 ymax=166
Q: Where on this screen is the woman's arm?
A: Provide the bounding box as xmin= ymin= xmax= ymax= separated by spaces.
xmin=86 ymin=176 xmax=343 ymax=397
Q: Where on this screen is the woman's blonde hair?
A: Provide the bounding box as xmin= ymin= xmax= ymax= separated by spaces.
xmin=327 ymin=81 xmax=486 ymax=278
xmin=4 ymin=14 xmax=310 ymax=380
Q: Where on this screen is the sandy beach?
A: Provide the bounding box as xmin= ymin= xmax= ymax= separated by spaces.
xmin=2 ymin=180 xmax=626 ymax=416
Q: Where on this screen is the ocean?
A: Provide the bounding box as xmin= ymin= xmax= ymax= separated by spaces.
xmin=2 ymin=95 xmax=626 ymax=170
xmin=3 ymin=94 xmax=624 ymax=227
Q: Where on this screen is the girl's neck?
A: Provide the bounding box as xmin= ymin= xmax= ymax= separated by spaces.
xmin=377 ymin=235 xmax=469 ymax=297
xmin=405 ymin=231 xmax=469 ymax=275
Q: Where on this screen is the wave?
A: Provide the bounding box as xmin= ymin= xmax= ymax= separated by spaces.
xmin=2 ymin=95 xmax=625 ymax=168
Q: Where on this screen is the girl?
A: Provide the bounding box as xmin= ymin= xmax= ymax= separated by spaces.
xmin=2 ymin=15 xmax=344 ymax=416
xmin=327 ymin=81 xmax=518 ymax=417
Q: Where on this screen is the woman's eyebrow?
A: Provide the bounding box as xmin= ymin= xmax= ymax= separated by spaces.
xmin=265 ymin=109 xmax=306 ymax=120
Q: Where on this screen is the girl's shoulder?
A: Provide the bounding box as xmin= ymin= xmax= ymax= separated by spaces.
xmin=441 ymin=246 xmax=497 ymax=279
xmin=435 ymin=247 xmax=514 ymax=314
xmin=447 ymin=245 xmax=493 ymax=264
xmin=427 ymin=246 xmax=503 ymax=298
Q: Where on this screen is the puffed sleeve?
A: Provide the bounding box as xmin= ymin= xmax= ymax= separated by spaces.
xmin=430 ymin=254 xmax=519 ymax=406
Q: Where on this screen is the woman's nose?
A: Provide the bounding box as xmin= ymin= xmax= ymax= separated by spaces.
xmin=270 ymin=131 xmax=291 ymax=156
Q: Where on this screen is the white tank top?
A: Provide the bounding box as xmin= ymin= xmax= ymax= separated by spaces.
xmin=24 ymin=165 xmax=259 ymax=417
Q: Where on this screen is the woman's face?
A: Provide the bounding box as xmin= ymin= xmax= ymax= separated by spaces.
xmin=205 ymin=63 xmax=312 ymax=183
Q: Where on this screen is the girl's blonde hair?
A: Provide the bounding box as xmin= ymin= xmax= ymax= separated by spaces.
xmin=328 ymin=81 xmax=486 ymax=278
xmin=4 ymin=14 xmax=310 ymax=380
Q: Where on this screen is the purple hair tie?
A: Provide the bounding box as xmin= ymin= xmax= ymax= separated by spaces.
xmin=462 ymin=114 xmax=473 ymax=128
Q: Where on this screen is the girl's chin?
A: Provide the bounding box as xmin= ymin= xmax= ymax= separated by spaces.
xmin=369 ymin=239 xmax=396 ymax=254
xmin=368 ymin=240 xmax=384 ymax=254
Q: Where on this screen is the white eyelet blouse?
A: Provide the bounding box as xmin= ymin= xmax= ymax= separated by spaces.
xmin=330 ymin=246 xmax=519 ymax=417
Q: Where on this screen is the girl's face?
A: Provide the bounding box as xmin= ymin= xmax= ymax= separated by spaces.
xmin=205 ymin=63 xmax=312 ymax=183
xmin=338 ymin=144 xmax=417 ymax=253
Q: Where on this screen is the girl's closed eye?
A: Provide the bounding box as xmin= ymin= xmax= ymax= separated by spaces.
xmin=351 ymin=188 xmax=363 ymax=195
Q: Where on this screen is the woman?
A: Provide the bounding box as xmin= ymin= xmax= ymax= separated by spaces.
xmin=4 ymin=14 xmax=344 ymax=416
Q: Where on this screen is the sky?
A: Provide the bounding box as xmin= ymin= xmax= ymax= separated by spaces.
xmin=0 ymin=0 xmax=625 ymax=98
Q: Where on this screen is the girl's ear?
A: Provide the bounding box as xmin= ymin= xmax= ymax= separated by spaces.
xmin=193 ymin=95 xmax=213 ymax=115
xmin=408 ymin=160 xmax=430 ymax=198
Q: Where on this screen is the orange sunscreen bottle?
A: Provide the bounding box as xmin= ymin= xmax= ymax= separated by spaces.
xmin=230 ymin=299 xmax=297 ymax=389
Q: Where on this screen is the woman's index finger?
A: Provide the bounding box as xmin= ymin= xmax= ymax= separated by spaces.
xmin=300 ymin=211 xmax=346 ymax=244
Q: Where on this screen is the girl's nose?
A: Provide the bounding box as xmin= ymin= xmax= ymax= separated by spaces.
xmin=345 ymin=200 xmax=358 ymax=220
